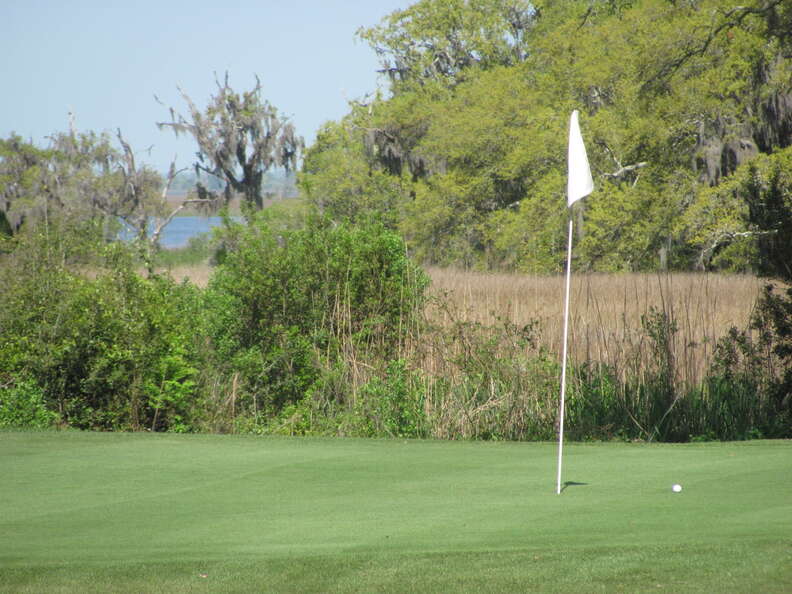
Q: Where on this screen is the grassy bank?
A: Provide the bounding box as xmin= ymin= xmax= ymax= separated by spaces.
xmin=1 ymin=432 xmax=790 ymax=592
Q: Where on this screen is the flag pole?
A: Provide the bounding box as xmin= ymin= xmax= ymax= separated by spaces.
xmin=556 ymin=217 xmax=574 ymax=495
xmin=557 ymin=109 xmax=593 ymax=494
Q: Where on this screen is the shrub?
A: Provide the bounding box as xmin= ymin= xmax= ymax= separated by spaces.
xmin=0 ymin=224 xmax=205 ymax=431
xmin=0 ymin=378 xmax=57 ymax=429
xmin=354 ymin=359 xmax=427 ymax=438
xmin=205 ymin=212 xmax=429 ymax=422
xmin=420 ymin=311 xmax=559 ymax=441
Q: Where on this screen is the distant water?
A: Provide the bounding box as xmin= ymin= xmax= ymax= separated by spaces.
xmin=119 ymin=216 xmax=235 ymax=249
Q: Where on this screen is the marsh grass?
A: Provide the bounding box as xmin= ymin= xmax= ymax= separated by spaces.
xmin=414 ymin=269 xmax=775 ymax=441
xmin=162 ymin=263 xmax=214 ymax=287
xmin=168 ymin=264 xmax=763 ymax=375
xmin=425 ymin=268 xmax=764 ymax=388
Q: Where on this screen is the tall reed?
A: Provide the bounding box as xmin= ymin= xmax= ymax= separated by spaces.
xmin=425 ymin=269 xmax=763 ymax=389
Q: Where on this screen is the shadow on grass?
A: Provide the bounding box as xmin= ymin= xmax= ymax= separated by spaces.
xmin=560 ymin=481 xmax=588 ymax=493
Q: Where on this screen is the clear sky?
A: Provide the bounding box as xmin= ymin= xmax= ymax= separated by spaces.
xmin=1 ymin=0 xmax=411 ymax=172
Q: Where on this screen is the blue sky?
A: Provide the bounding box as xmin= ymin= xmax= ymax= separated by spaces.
xmin=1 ymin=0 xmax=411 ymax=172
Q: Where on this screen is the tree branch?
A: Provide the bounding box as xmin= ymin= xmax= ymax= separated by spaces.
xmin=604 ymin=162 xmax=649 ymax=179
xmin=697 ymin=228 xmax=777 ymax=269
xmin=642 ymin=0 xmax=786 ymax=92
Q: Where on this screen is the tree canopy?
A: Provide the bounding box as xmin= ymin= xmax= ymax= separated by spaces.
xmin=303 ymin=0 xmax=792 ymax=273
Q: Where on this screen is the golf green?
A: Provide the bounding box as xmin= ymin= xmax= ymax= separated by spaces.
xmin=1 ymin=432 xmax=790 ymax=592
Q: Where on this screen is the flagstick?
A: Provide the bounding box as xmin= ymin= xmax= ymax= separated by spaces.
xmin=556 ymin=217 xmax=574 ymax=495
xmin=557 ymin=109 xmax=593 ymax=494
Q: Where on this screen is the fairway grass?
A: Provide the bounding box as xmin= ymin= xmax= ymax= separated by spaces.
xmin=1 ymin=432 xmax=790 ymax=593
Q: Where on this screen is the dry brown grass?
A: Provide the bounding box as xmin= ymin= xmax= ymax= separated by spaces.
xmin=426 ymin=268 xmax=765 ymax=386
xmin=156 ymin=264 xmax=213 ymax=288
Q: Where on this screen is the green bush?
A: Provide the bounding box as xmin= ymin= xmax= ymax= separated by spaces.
xmin=0 ymin=378 xmax=57 ymax=429
xmin=354 ymin=359 xmax=427 ymax=438
xmin=567 ymin=363 xmax=625 ymax=441
xmin=205 ymin=212 xmax=429 ymax=421
xmin=0 ymin=224 xmax=205 ymax=431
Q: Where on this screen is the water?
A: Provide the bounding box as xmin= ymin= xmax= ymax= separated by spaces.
xmin=119 ymin=216 xmax=234 ymax=249
xmin=157 ymin=216 xmax=229 ymax=249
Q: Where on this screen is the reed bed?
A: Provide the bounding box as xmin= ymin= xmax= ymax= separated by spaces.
xmin=425 ymin=268 xmax=765 ymax=388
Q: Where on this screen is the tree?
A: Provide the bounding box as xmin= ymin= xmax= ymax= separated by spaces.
xmin=300 ymin=119 xmax=408 ymax=227
xmin=157 ymin=74 xmax=304 ymax=213
xmin=308 ymin=0 xmax=792 ymax=271
xmin=745 ymin=152 xmax=792 ymax=282
xmin=0 ymin=127 xmax=212 ymax=272
xmin=0 ymin=130 xmax=120 ymax=237
xmin=357 ymin=0 xmax=535 ymax=91
xmin=0 ymin=135 xmax=51 ymax=237
xmin=44 ymin=128 xmax=208 ymax=274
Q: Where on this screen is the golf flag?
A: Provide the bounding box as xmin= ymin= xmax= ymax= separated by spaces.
xmin=567 ymin=110 xmax=594 ymax=206
xmin=557 ymin=109 xmax=594 ymax=495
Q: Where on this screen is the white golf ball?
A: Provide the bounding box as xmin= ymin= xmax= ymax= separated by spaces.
xmin=672 ymin=484 xmax=682 ymax=493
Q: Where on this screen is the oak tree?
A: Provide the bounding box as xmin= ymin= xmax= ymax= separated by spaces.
xmin=158 ymin=74 xmax=304 ymax=213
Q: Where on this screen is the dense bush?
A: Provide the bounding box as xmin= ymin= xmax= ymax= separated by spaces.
xmin=203 ymin=212 xmax=429 ymax=425
xmin=0 ymin=378 xmax=57 ymax=429
xmin=0 ymin=221 xmax=203 ymax=431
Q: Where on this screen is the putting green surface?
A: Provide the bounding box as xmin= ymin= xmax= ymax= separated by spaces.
xmin=1 ymin=432 xmax=790 ymax=592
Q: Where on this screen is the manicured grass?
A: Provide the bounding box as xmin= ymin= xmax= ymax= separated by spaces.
xmin=1 ymin=432 xmax=790 ymax=592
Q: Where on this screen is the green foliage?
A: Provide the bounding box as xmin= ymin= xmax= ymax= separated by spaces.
xmin=205 ymin=212 xmax=429 ymax=421
xmin=144 ymin=346 xmax=197 ymax=433
xmin=743 ymin=153 xmax=792 ymax=282
xmin=357 ymin=0 xmax=534 ymax=91
xmin=0 ymin=378 xmax=57 ymax=429
xmin=354 ymin=359 xmax=427 ymax=438
xmin=749 ymin=284 xmax=792 ymax=434
xmin=682 ymin=146 xmax=792 ymax=275
xmin=0 ymin=212 xmax=786 ymax=441
xmin=0 ymin=222 xmax=204 ymax=431
xmin=299 ymin=120 xmax=409 ymax=227
xmin=303 ymin=0 xmax=792 ymax=272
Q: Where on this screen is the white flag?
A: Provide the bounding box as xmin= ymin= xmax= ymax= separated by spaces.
xmin=567 ymin=110 xmax=594 ymax=206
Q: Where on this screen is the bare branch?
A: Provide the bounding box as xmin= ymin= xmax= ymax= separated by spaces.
xmin=597 ymin=140 xmax=648 ymax=181
xmin=605 ymin=162 xmax=649 ymax=179
xmin=697 ymin=228 xmax=777 ymax=269
xmin=160 ymin=155 xmax=188 ymax=203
